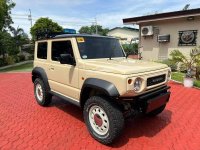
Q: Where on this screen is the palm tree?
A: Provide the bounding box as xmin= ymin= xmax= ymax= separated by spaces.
xmin=170 ymin=47 xmax=200 ymax=78
xmin=9 ymin=26 xmax=25 ymax=52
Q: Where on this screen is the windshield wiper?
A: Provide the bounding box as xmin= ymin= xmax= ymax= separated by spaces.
xmin=109 ymin=53 xmax=112 ymax=60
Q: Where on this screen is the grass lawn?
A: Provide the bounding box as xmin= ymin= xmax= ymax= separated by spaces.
xmin=171 ymin=72 xmax=200 ymax=88
xmin=0 ymin=63 xmax=33 ymax=73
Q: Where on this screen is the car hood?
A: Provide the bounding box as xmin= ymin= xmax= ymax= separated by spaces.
xmin=83 ymin=58 xmax=168 ymax=75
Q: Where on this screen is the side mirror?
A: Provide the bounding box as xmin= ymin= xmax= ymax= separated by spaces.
xmin=59 ymin=54 xmax=76 ymax=65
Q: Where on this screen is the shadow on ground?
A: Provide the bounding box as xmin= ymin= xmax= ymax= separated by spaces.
xmin=50 ymin=96 xmax=172 ymax=147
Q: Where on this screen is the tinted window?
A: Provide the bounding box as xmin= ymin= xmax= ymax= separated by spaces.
xmin=77 ymin=37 xmax=125 ymax=59
xmin=51 ymin=41 xmax=74 ymax=61
xmin=37 ymin=42 xmax=47 ymax=59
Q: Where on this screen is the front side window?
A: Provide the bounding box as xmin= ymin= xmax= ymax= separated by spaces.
xmin=51 ymin=41 xmax=74 ymax=61
xmin=77 ymin=37 xmax=125 ymax=59
xmin=37 ymin=42 xmax=47 ymax=59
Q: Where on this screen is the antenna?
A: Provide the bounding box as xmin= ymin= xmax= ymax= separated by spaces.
xmin=182 ymin=4 xmax=190 ymax=10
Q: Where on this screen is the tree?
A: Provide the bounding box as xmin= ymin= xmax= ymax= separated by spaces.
xmin=0 ymin=0 xmax=15 ymax=31
xmin=30 ymin=18 xmax=63 ymax=39
xmin=0 ymin=0 xmax=15 ymax=64
xmin=9 ymin=26 xmax=28 ymax=52
xmin=0 ymin=31 xmax=16 ymax=56
xmin=79 ymin=25 xmax=109 ymax=36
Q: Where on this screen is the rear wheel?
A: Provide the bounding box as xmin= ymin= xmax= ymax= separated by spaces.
xmin=147 ymin=104 xmax=166 ymax=117
xmin=83 ymin=96 xmax=124 ymax=145
xmin=34 ymin=78 xmax=52 ymax=106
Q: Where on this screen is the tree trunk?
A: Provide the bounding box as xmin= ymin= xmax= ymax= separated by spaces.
xmin=196 ymin=67 xmax=200 ymax=80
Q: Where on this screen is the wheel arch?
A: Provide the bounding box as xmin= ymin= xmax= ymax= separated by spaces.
xmin=80 ymin=78 xmax=119 ymax=108
xmin=32 ymin=67 xmax=50 ymax=91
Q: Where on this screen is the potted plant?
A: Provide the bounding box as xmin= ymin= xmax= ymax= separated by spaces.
xmin=170 ymin=47 xmax=200 ymax=88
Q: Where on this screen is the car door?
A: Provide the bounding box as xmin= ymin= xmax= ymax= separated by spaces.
xmin=47 ymin=39 xmax=79 ymax=100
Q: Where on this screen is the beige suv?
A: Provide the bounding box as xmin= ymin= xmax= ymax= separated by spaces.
xmin=32 ymin=33 xmax=171 ymax=144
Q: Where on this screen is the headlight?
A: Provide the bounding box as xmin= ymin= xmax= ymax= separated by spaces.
xmin=134 ymin=78 xmax=142 ymax=92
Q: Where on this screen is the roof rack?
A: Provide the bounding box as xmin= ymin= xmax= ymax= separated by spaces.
xmin=36 ymin=29 xmax=76 ymax=40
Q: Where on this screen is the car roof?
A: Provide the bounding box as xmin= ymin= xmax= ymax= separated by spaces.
xmin=53 ymin=34 xmax=116 ymax=39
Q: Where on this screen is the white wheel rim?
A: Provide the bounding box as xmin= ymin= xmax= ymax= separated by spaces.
xmin=35 ymin=84 xmax=43 ymax=102
xmin=89 ymin=105 xmax=109 ymax=136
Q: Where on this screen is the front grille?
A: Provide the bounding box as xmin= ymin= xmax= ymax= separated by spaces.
xmin=147 ymin=74 xmax=166 ymax=87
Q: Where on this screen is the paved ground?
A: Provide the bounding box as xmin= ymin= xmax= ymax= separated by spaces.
xmin=0 ymin=73 xmax=199 ymax=150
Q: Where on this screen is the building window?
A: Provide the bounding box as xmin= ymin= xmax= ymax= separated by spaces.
xmin=178 ymin=30 xmax=197 ymax=46
xmin=37 ymin=42 xmax=47 ymax=59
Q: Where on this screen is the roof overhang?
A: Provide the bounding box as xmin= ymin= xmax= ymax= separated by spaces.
xmin=123 ymin=8 xmax=200 ymax=25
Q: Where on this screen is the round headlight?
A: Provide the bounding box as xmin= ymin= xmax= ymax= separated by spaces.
xmin=134 ymin=78 xmax=142 ymax=92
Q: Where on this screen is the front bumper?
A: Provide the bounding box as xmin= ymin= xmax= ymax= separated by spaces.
xmin=120 ymin=86 xmax=171 ymax=113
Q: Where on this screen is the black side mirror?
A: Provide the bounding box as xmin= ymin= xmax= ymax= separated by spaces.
xmin=59 ymin=54 xmax=76 ymax=65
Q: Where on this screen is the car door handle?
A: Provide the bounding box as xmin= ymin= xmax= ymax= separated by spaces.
xmin=49 ymin=66 xmax=54 ymax=71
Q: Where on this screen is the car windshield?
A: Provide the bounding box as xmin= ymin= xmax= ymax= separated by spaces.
xmin=76 ymin=36 xmax=125 ymax=59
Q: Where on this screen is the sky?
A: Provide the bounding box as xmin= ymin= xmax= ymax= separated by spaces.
xmin=11 ymin=0 xmax=200 ymax=35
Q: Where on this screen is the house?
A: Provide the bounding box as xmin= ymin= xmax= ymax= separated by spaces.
xmin=107 ymin=27 xmax=139 ymax=44
xmin=123 ymin=8 xmax=200 ymax=60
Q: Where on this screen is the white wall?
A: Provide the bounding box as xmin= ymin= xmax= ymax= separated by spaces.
xmin=107 ymin=28 xmax=139 ymax=44
xmin=139 ymin=16 xmax=200 ymax=60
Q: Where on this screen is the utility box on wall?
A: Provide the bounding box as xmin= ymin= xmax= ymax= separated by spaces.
xmin=157 ymin=34 xmax=170 ymax=43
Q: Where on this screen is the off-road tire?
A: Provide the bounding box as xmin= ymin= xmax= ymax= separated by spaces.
xmin=147 ymin=104 xmax=166 ymax=117
xmin=83 ymin=96 xmax=124 ymax=145
xmin=34 ymin=78 xmax=52 ymax=106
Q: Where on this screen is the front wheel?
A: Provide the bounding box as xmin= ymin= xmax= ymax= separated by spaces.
xmin=83 ymin=96 xmax=124 ymax=145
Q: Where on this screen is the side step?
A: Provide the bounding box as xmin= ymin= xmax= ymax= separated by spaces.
xmin=49 ymin=91 xmax=80 ymax=107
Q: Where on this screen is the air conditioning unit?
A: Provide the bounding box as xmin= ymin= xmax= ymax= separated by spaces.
xmin=157 ymin=34 xmax=170 ymax=42
xmin=141 ymin=26 xmax=153 ymax=36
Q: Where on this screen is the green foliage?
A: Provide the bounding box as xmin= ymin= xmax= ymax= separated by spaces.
xmin=79 ymin=25 xmax=109 ymax=36
xmin=122 ymin=43 xmax=138 ymax=54
xmin=0 ymin=31 xmax=18 ymax=56
xmin=0 ymin=1 xmax=30 ymax=66
xmin=0 ymin=58 xmax=4 ymax=67
xmin=18 ymin=54 xmax=25 ymax=61
xmin=170 ymin=47 xmax=200 ymax=78
xmin=9 ymin=26 xmax=28 ymax=46
xmin=5 ymin=55 xmax=15 ymax=65
xmin=30 ymin=18 xmax=63 ymax=39
xmin=27 ymin=55 xmax=34 ymax=60
xmin=159 ymin=59 xmax=177 ymax=71
xmin=171 ymin=72 xmax=200 ymax=88
xmin=0 ymin=62 xmax=33 ymax=72
xmin=194 ymin=80 xmax=200 ymax=88
xmin=0 ymin=0 xmax=15 ymax=31
xmin=171 ymin=72 xmax=184 ymax=82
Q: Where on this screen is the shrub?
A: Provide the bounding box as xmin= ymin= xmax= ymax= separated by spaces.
xmin=5 ymin=56 xmax=15 ymax=65
xmin=12 ymin=55 xmax=20 ymax=63
xmin=170 ymin=47 xmax=200 ymax=78
xmin=160 ymin=59 xmax=177 ymax=71
xmin=122 ymin=43 xmax=138 ymax=55
xmin=0 ymin=58 xmax=4 ymax=67
xmin=18 ymin=55 xmax=25 ymax=62
xmin=28 ymin=55 xmax=34 ymax=60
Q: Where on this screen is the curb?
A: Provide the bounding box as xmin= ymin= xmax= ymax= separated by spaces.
xmin=0 ymin=60 xmax=33 ymax=71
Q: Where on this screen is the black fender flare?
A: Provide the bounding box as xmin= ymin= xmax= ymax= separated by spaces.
xmin=32 ymin=67 xmax=50 ymax=90
xmin=81 ymin=78 xmax=120 ymax=97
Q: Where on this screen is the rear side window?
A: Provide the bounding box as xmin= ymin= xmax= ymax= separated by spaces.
xmin=51 ymin=41 xmax=74 ymax=61
xmin=37 ymin=42 xmax=47 ymax=59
